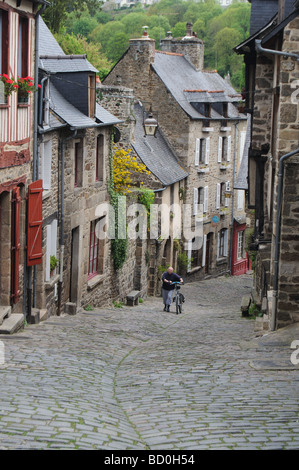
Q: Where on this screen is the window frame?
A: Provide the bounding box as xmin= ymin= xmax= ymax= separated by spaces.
xmin=88 ymin=219 xmax=99 ymax=279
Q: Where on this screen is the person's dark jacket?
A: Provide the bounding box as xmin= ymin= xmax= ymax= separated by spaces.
xmin=162 ymin=272 xmax=181 ymax=290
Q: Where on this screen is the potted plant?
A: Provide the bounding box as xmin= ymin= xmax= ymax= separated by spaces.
xmin=50 ymin=255 xmax=59 ymax=277
xmin=17 ymin=76 xmax=40 ymax=103
xmin=0 ymin=74 xmax=18 ymax=103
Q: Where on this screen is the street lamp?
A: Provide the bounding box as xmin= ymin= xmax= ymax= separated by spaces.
xmin=143 ymin=109 xmax=158 ymax=137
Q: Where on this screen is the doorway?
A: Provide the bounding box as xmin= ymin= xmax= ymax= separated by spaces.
xmin=70 ymin=226 xmax=80 ymax=303
xmin=205 ymin=233 xmax=213 ymax=274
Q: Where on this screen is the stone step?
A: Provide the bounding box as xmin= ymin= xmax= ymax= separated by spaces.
xmin=0 ymin=314 xmax=24 ymax=335
xmin=0 ymin=306 xmax=11 ymax=326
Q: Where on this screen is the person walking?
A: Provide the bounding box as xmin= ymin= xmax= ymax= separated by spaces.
xmin=161 ymin=267 xmax=183 ymax=312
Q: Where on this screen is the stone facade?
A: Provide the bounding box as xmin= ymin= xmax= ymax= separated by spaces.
xmin=237 ymin=9 xmax=299 ymax=329
xmin=103 ymin=28 xmax=248 ymax=283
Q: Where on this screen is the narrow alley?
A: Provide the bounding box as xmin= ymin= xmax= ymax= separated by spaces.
xmin=0 ymin=274 xmax=298 ymax=450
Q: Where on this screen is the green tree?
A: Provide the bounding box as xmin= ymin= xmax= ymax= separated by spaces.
xmin=105 ymin=31 xmax=130 ymax=63
xmin=54 ymin=33 xmax=112 ymax=80
xmin=42 ymin=0 xmax=102 ymax=33
xmin=172 ymin=21 xmax=186 ymax=38
xmin=120 ymin=12 xmax=148 ymax=37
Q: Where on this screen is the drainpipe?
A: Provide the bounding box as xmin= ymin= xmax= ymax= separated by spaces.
xmin=271 ymin=147 xmax=299 ymax=330
xmin=255 ymin=39 xmax=299 ymax=62
xmin=229 ymin=122 xmax=239 ymax=275
xmin=57 ymin=130 xmax=77 ymax=316
xmin=26 ymin=2 xmax=47 ymax=319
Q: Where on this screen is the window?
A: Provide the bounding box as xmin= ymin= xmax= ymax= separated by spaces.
xmin=237 ymin=231 xmax=245 ymax=260
xmin=217 ymin=228 xmax=228 ymax=258
xmin=45 ymin=219 xmax=58 ymax=282
xmin=88 ymin=216 xmax=106 ymax=279
xmin=18 ymin=17 xmax=28 ymax=79
xmin=218 ymin=136 xmax=231 ymax=162
xmin=0 ymin=9 xmax=8 ymax=104
xmin=41 ymin=139 xmax=52 ymax=190
xmin=74 ymin=140 xmax=83 ymax=187
xmin=193 ymin=186 xmax=208 ymax=215
xmin=203 ymin=103 xmax=211 ymax=127
xmin=195 ymin=138 xmax=209 ymax=165
xmin=96 ymin=134 xmax=104 ymax=182
xmin=0 ymin=9 xmax=8 ymax=75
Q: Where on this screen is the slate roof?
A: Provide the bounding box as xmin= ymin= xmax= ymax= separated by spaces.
xmin=38 ymin=18 xmax=97 ymax=74
xmin=152 ymin=52 xmax=246 ymax=121
xmin=38 ymin=18 xmax=121 ymax=131
xmin=46 ymin=83 xmax=121 ymax=131
xmin=131 ymin=103 xmax=188 ymax=186
xmin=249 ymin=0 xmax=297 ymax=35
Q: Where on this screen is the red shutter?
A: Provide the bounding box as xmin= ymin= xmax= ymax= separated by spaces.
xmin=11 ymin=187 xmax=21 ymax=304
xmin=27 ymin=180 xmax=43 ymax=267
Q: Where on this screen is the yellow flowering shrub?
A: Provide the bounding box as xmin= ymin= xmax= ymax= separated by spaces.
xmin=113 ymin=147 xmax=150 ymax=194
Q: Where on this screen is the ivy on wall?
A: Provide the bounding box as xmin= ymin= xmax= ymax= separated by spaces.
xmin=108 ymin=130 xmax=155 ymax=270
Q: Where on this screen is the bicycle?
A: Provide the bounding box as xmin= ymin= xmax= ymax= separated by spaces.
xmin=172 ymin=281 xmax=185 ymax=314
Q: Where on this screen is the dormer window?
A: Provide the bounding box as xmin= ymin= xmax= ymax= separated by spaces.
xmin=203 ymin=103 xmax=211 ymax=127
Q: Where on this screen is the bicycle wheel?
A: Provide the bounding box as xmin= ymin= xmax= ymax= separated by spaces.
xmin=176 ymin=293 xmax=179 ymax=314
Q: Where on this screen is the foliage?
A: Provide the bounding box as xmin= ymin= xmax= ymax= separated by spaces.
xmin=177 ymin=251 xmax=192 ymax=274
xmin=42 ymin=0 xmax=103 ymax=33
xmin=0 ymin=74 xmax=18 ymax=97
xmin=137 ymin=187 xmax=155 ymax=230
xmin=54 ymin=32 xmax=112 ymax=80
xmin=50 ymin=255 xmax=59 ymax=272
xmin=112 ymin=147 xmax=150 ymax=195
xmin=47 ymin=0 xmax=250 ymax=91
xmin=113 ymin=300 xmax=124 ymax=308
xmin=18 ymin=76 xmax=41 ymax=96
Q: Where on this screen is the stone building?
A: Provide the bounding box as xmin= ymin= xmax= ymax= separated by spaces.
xmin=0 ymin=0 xmax=48 ymax=333
xmin=34 ymin=18 xmax=153 ymax=318
xmin=98 ymin=84 xmax=189 ymax=294
xmin=103 ymin=24 xmax=249 ymax=281
xmin=234 ymin=0 xmax=299 ymax=329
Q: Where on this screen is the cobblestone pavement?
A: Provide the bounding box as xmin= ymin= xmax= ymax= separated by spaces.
xmin=0 ymin=274 xmax=299 ymax=450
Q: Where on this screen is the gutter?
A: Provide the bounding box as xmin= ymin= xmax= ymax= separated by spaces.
xmin=271 ymin=147 xmax=299 ymax=331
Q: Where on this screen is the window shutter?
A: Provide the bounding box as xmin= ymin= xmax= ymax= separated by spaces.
xmin=227 ymin=136 xmax=231 ymax=161
xmin=225 ymin=181 xmax=230 ymax=207
xmin=27 ymin=180 xmax=43 ymax=266
xmin=205 ymin=137 xmax=210 ymax=164
xmin=42 ymin=140 xmax=52 ymax=190
xmin=204 ymin=186 xmax=208 ymax=213
xmin=238 ymin=189 xmax=244 ymax=210
xmin=202 ymin=233 xmax=207 ymax=267
xmin=240 ymin=131 xmax=246 ymax=163
xmin=193 ymin=187 xmax=198 ymax=215
xmin=216 ymin=183 xmax=220 ymax=209
xmin=218 ymin=137 xmax=222 ymax=162
xmin=195 ymin=138 xmax=199 ymax=166
xmin=217 ymin=231 xmax=220 ymax=259
xmin=11 ymin=187 xmax=21 ymax=304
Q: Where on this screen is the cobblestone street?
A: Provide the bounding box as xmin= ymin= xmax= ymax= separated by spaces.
xmin=0 ymin=274 xmax=299 ymax=450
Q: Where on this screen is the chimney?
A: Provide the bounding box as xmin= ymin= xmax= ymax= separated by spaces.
xmin=160 ymin=22 xmax=204 ymax=71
